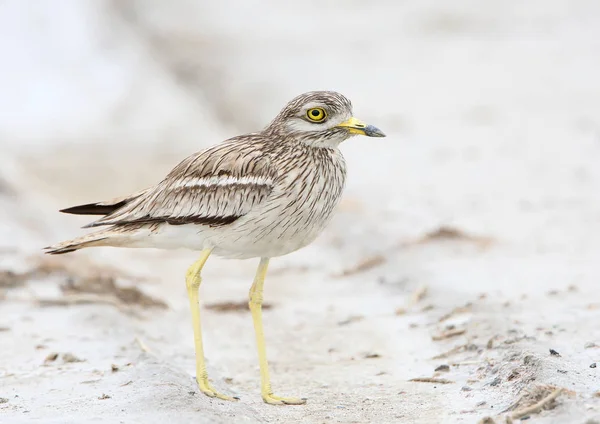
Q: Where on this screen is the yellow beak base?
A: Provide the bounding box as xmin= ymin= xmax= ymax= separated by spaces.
xmin=336 ymin=117 xmax=386 ymax=137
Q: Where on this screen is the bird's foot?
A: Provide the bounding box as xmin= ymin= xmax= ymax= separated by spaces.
xmin=262 ymin=392 xmax=307 ymax=405
xmin=197 ymin=379 xmax=239 ymax=401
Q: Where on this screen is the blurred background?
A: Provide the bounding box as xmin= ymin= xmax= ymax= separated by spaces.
xmin=1 ymin=1 xmax=599 ymax=423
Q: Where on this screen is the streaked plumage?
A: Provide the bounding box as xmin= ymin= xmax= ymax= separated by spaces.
xmin=45 ymin=91 xmax=385 ymax=405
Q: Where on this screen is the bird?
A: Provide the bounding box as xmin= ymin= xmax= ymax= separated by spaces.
xmin=45 ymin=91 xmax=385 ymax=405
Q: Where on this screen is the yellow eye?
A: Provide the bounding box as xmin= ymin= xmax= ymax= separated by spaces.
xmin=306 ymin=107 xmax=327 ymax=122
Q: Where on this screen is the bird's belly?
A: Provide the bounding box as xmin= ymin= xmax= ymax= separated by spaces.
xmin=211 ymin=202 xmax=337 ymax=259
xmin=214 ymin=185 xmax=345 ymax=258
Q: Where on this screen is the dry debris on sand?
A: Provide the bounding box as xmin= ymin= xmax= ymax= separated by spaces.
xmin=1 ymin=258 xmax=166 ymax=309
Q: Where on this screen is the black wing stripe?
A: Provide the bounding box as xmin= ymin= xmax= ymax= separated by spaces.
xmin=101 ymin=214 xmax=241 ymax=227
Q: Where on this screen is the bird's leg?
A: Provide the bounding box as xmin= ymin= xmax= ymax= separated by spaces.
xmin=186 ymin=249 xmax=237 ymax=401
xmin=248 ymin=258 xmax=307 ymax=405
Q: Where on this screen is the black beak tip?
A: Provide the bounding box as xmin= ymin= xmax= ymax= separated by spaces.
xmin=365 ymin=125 xmax=386 ymax=137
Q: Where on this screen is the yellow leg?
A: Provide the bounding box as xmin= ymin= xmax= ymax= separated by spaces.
xmin=249 ymin=258 xmax=306 ymax=405
xmin=186 ymin=249 xmax=237 ymax=401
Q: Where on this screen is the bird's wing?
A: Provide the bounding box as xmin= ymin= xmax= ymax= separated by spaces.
xmin=84 ymin=138 xmax=275 ymax=228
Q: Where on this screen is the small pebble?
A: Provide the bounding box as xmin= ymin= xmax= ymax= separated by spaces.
xmin=62 ymin=353 xmax=84 ymax=363
xmin=44 ymin=352 xmax=59 ymax=363
xmin=435 ymin=364 xmax=450 ymax=372
xmin=489 ymin=377 xmax=501 ymax=387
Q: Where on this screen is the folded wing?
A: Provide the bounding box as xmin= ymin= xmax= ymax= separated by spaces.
xmin=82 ymin=139 xmax=275 ymax=228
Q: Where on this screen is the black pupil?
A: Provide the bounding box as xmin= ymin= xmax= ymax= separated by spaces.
xmin=311 ymin=110 xmax=321 ymax=117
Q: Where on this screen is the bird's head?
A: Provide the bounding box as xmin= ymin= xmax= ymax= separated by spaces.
xmin=265 ymin=91 xmax=385 ymax=148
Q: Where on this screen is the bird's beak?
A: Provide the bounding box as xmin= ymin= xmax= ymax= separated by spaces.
xmin=336 ymin=117 xmax=386 ymax=137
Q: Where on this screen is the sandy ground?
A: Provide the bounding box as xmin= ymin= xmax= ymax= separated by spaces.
xmin=1 ymin=1 xmax=600 ymax=423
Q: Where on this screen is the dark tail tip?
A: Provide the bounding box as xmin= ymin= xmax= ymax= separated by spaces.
xmin=60 ymin=201 xmax=126 ymax=216
xmin=43 ymin=246 xmax=77 ymax=255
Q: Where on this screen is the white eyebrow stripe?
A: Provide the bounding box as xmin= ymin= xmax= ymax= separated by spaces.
xmin=171 ymin=175 xmax=274 ymax=189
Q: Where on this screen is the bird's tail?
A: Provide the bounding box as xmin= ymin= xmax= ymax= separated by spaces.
xmin=44 ymin=229 xmax=116 ymax=255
